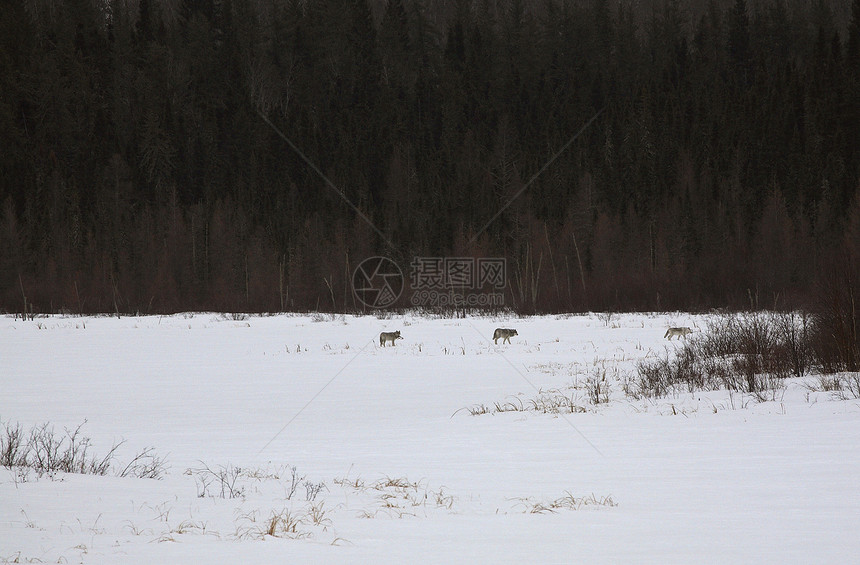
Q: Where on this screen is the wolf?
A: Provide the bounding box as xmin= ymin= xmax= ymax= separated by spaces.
xmin=493 ymin=328 xmax=518 ymax=344
xmin=379 ymin=330 xmax=403 ymax=347
xmin=664 ymin=327 xmax=693 ymax=340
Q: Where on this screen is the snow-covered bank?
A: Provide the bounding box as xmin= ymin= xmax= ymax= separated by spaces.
xmin=2 ymin=313 xmax=858 ymax=563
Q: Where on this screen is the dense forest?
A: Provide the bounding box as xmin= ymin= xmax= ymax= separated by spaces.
xmin=1 ymin=0 xmax=859 ymax=314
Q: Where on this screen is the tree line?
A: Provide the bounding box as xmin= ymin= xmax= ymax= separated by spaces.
xmin=1 ymin=0 xmax=859 ymax=314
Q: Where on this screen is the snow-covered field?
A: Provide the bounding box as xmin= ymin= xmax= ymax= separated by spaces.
xmin=2 ymin=312 xmax=859 ymax=563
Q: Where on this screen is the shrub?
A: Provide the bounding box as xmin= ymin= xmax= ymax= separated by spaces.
xmin=1 ymin=420 xmax=28 ymax=468
xmin=810 ymin=261 xmax=860 ymax=373
xmin=635 ymin=312 xmax=807 ymax=398
xmin=1 ymin=419 xmax=166 ymax=479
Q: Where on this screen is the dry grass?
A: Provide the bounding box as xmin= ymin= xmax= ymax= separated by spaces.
xmin=336 ymin=474 xmax=457 ymax=518
xmin=234 ymin=508 xmax=310 ymax=540
xmin=513 ymin=491 xmax=617 ymax=513
xmin=806 ymin=372 xmax=860 ymax=399
xmin=455 ymin=388 xmax=591 ymax=417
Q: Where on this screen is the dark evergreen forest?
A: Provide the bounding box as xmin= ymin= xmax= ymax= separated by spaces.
xmin=1 ymin=0 xmax=859 ymax=314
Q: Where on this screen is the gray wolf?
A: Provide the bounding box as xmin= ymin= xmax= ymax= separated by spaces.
xmin=493 ymin=328 xmax=518 ymax=344
xmin=379 ymin=331 xmax=403 ymax=346
xmin=664 ymin=327 xmax=693 ymax=340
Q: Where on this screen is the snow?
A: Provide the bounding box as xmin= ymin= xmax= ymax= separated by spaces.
xmin=2 ymin=312 xmax=859 ymax=563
